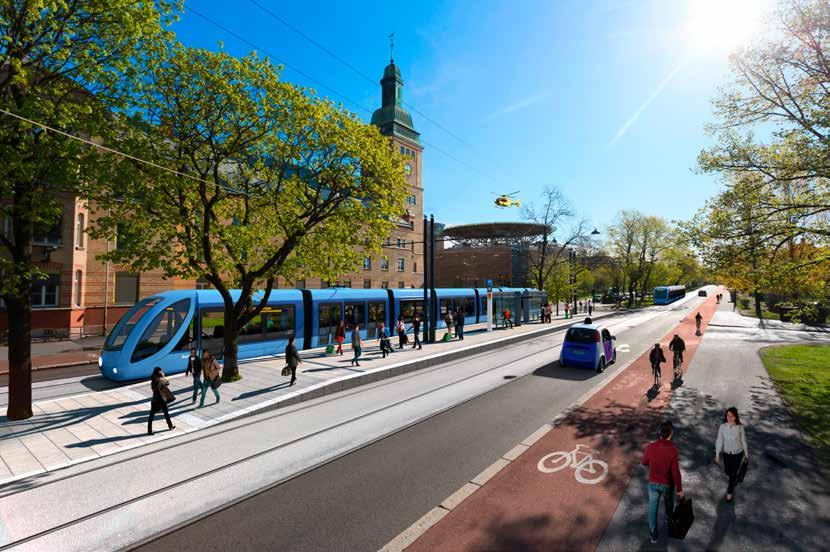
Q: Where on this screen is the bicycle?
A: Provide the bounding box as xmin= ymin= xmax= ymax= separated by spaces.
xmin=672 ymin=351 xmax=683 ymax=380
xmin=537 ymin=444 xmax=608 ymax=485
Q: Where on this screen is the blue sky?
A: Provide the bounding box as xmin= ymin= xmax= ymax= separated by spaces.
xmin=174 ymin=0 xmax=773 ymax=234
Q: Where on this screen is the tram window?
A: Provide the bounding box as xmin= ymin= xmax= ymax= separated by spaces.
xmin=400 ymin=300 xmax=423 ymax=323
xmin=367 ymin=301 xmax=386 ymax=339
xmin=344 ymin=302 xmax=366 ymax=330
xmin=131 ymin=299 xmax=190 ymax=363
xmin=462 ymin=297 xmax=475 ymax=317
xmin=238 ymin=314 xmax=265 ymax=344
xmin=175 ymin=319 xmax=195 ymax=350
xmin=262 ymin=305 xmax=295 ymax=339
xmin=200 ymin=310 xmax=225 ymax=357
xmin=104 ymin=297 xmax=161 ymax=351
xmin=318 ymin=303 xmax=342 ymax=346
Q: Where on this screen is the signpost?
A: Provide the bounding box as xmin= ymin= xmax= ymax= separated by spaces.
xmin=486 ymin=279 xmax=493 ymax=332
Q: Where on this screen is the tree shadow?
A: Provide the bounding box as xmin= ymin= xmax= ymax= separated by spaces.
xmin=232 ymin=382 xmax=293 ymax=400
xmin=0 ymin=398 xmax=148 ymax=438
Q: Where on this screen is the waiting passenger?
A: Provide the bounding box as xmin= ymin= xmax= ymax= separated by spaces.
xmin=198 ymin=350 xmax=221 ymax=407
xmin=147 ymin=367 xmax=175 ymax=436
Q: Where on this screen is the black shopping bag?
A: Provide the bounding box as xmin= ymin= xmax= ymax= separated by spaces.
xmin=668 ymin=497 xmax=694 ymax=539
xmin=737 ymin=458 xmax=748 ymax=483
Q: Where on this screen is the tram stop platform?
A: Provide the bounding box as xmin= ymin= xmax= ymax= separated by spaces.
xmin=0 ymin=312 xmax=611 ymax=486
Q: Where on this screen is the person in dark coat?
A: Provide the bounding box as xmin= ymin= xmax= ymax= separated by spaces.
xmin=285 ymin=334 xmax=302 ymax=386
xmin=185 ymin=346 xmax=202 ymax=404
xmin=454 ymin=308 xmax=465 ymax=340
xmin=412 ymin=312 xmax=422 ymax=350
xmin=649 ymin=343 xmax=666 ymax=387
xmin=148 ymin=367 xmax=174 ymax=436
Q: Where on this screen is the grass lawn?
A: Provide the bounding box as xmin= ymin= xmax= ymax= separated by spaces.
xmin=760 ymin=344 xmax=830 ymax=472
xmin=738 ymin=298 xmax=780 ymax=321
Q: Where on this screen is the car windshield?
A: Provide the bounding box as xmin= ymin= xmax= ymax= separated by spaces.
xmin=103 ymin=297 xmax=162 ymax=351
xmin=565 ymin=327 xmax=595 ymax=344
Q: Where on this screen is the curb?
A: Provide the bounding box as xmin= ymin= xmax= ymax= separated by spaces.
xmin=0 ymin=359 xmax=98 ymax=376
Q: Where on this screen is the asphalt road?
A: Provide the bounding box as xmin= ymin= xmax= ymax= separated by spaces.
xmin=135 ymin=298 xmax=705 ymax=552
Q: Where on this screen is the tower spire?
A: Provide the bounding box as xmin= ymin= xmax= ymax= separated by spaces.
xmin=389 ymin=32 xmax=395 ymax=63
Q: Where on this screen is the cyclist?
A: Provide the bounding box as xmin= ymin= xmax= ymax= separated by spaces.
xmin=649 ymin=343 xmax=666 ymax=387
xmin=695 ymin=312 xmax=703 ymax=335
xmin=669 ymin=334 xmax=686 ymax=379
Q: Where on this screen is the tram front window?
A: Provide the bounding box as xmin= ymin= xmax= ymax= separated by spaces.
xmin=131 ymin=299 xmax=190 ymax=363
xmin=104 ymin=297 xmax=161 ymax=351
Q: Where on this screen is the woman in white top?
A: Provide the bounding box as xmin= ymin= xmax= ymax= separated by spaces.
xmin=715 ymin=407 xmax=749 ymax=502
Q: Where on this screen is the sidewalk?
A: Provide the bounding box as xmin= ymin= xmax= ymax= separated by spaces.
xmin=597 ymin=306 xmax=830 ymax=550
xmin=399 ymin=293 xmax=722 ymax=552
xmin=0 ymin=316 xmax=601 ymax=486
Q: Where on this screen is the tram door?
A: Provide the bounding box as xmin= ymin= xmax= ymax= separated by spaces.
xmin=317 ymin=303 xmax=342 ymax=347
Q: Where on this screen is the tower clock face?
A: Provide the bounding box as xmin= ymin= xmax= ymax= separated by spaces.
xmin=404 ymin=163 xmax=412 ymax=175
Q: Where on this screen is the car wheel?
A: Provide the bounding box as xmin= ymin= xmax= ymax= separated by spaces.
xmin=611 ymin=349 xmax=617 ymax=364
xmin=559 ymin=358 xmax=566 ymax=368
xmin=597 ymin=356 xmax=606 ymax=373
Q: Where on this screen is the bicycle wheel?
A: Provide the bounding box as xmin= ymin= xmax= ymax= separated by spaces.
xmin=575 ymin=459 xmax=608 ymax=485
xmin=537 ymin=451 xmax=571 ymax=473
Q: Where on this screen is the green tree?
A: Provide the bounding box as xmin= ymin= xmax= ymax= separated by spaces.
xmin=0 ymin=1 xmax=177 ymax=420
xmin=92 ymin=45 xmax=407 ymax=380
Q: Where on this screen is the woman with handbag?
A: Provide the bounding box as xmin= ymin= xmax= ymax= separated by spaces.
xmin=715 ymin=406 xmax=749 ymax=502
xmin=198 ymin=350 xmax=221 ymax=407
xmin=148 ymin=367 xmax=175 ymax=436
xmin=335 ymin=320 xmax=346 ymax=355
xmin=284 ymin=334 xmax=302 ymax=386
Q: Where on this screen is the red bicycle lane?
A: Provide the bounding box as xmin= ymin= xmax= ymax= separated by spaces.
xmin=407 ymin=293 xmax=720 ymax=552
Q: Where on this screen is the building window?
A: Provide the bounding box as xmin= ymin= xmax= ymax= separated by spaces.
xmin=397 ymin=258 xmax=405 ymax=272
xmin=114 ymin=272 xmax=139 ymax=304
xmin=381 ymin=258 xmax=389 ymax=271
xmin=1 ymin=215 xmax=10 ymax=239
xmin=363 ymin=279 xmax=371 ymax=289
xmin=295 ymin=279 xmax=305 ymax=289
xmin=321 ymin=280 xmax=330 ymax=289
xmin=74 ymin=270 xmax=82 ymax=306
xmin=381 ymin=281 xmax=389 ymax=289
xmin=399 ymin=145 xmax=405 ymax=155
xmin=75 ymin=213 xmax=85 ymax=249
xmin=115 ymin=222 xmax=126 ymax=251
xmin=31 ymin=274 xmax=60 ymax=308
xmin=32 ymin=218 xmax=62 ymax=246
xmin=363 ymin=257 xmax=371 ymax=270
xmin=342 ymin=280 xmax=352 ymax=288
xmin=398 ymin=281 xmax=405 ymax=288
xmin=413 ymin=262 xmax=417 ymax=273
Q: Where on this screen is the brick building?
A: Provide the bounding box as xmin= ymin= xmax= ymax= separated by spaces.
xmin=0 ymin=58 xmax=423 ymax=337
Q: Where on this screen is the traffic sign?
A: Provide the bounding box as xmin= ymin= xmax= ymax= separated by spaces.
xmin=486 ymin=278 xmax=493 ymax=292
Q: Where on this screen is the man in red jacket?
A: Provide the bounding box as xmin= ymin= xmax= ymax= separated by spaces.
xmin=642 ymin=421 xmax=685 ymax=543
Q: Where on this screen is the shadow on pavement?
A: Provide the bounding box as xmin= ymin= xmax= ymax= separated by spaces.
xmin=531 ymin=361 xmax=596 ymax=382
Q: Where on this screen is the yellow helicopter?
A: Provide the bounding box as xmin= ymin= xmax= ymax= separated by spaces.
xmin=493 ymin=191 xmax=521 ymax=208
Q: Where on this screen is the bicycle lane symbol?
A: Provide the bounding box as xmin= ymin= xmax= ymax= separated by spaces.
xmin=537 ymin=444 xmax=609 ymax=485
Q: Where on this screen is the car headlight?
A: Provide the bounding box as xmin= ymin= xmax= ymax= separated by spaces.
xmin=98 ymin=357 xmax=103 ymax=368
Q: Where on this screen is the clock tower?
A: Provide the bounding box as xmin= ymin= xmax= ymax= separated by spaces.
xmin=369 ymin=54 xmax=424 ymax=289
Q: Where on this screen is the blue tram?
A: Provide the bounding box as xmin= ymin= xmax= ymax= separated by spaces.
xmin=99 ymin=286 xmax=545 ymax=381
xmin=653 ymin=285 xmax=686 ymax=305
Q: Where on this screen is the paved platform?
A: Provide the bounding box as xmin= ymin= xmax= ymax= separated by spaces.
xmin=403 ymin=293 xmax=722 ymax=551
xmin=0 ymin=316 xmax=596 ymax=486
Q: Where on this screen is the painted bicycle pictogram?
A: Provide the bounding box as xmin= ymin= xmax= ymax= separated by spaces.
xmin=537 ymin=444 xmax=608 ymax=485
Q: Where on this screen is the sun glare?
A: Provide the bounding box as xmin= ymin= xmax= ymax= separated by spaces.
xmin=684 ymin=0 xmax=772 ymax=55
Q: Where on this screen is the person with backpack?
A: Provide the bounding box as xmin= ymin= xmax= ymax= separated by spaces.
xmin=334 ymin=320 xmax=346 ymax=355
xmin=642 ymin=421 xmax=685 ymax=544
xmin=198 ymin=350 xmax=221 ymax=407
xmin=715 ymin=407 xmax=749 ymax=502
xmin=284 ymin=334 xmax=302 ymax=386
xmin=185 ymin=346 xmax=202 ymax=404
xmin=649 ymin=343 xmax=666 ymax=387
xmin=148 ymin=367 xmax=175 ymax=436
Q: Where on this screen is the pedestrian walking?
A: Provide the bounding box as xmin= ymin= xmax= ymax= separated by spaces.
xmin=715 ymin=407 xmax=749 ymax=502
xmin=351 ymin=324 xmax=363 ymax=366
xmin=588 ymin=300 xmax=593 ymax=316
xmin=547 ymin=303 xmax=553 ymax=322
xmin=185 ymin=346 xmax=202 ymax=404
xmin=642 ymin=421 xmax=684 ymax=544
xmin=412 ymin=312 xmax=422 ymax=349
xmin=396 ymin=315 xmax=406 ymax=349
xmin=695 ymin=312 xmax=703 ymax=336
xmin=578 ymin=300 xmax=583 ymax=313
xmin=540 ymin=304 xmax=546 ymax=323
xmin=378 ymin=321 xmax=394 ymax=358
xmin=649 ymin=343 xmax=666 ymax=386
xmin=284 ymin=334 xmax=302 ymax=386
xmin=335 ymin=320 xmax=346 ymax=355
xmin=454 ymin=307 xmax=465 ymax=340
xmin=564 ymin=303 xmax=570 ymax=319
xmin=198 ymin=350 xmax=221 ymax=407
xmin=147 ymin=367 xmax=175 ymax=436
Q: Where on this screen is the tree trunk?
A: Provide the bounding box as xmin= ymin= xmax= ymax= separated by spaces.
xmin=754 ymin=288 xmax=763 ymax=320
xmin=221 ymin=311 xmax=240 ymax=380
xmin=6 ymin=294 xmax=33 ymax=420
